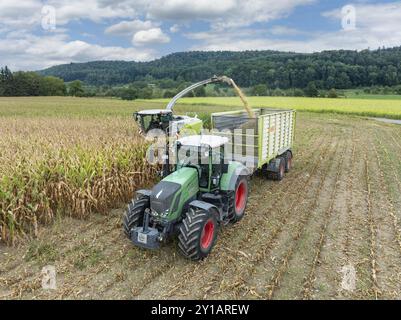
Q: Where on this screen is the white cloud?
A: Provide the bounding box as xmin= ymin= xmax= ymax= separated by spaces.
xmin=132 ymin=28 xmax=170 ymax=46
xmin=2 ymin=0 xmax=401 ymax=71
xmin=321 ymin=2 xmax=401 ymax=49
xmin=169 ymin=24 xmax=180 ymax=33
xmin=147 ymin=0 xmax=237 ymax=20
xmin=147 ymin=0 xmax=315 ymax=29
xmin=190 ymin=1 xmax=401 ymax=53
xmin=0 ymin=0 xmax=42 ymax=29
xmin=105 ymin=19 xmax=157 ymax=36
xmin=47 ymin=0 xmax=136 ymax=25
xmin=0 ymin=33 xmax=156 ymax=71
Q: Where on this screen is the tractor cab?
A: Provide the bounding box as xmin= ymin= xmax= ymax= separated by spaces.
xmin=176 ymin=135 xmax=229 ymax=191
xmin=134 ymin=109 xmax=173 ymax=134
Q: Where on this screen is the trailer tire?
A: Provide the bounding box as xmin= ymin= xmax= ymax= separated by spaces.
xmin=268 ymin=156 xmax=286 ymax=181
xmin=285 ymin=151 xmax=293 ymax=173
xmin=230 ymin=176 xmax=249 ymax=223
xmin=123 ymin=197 xmax=149 ymax=238
xmin=178 ymin=208 xmax=218 ymax=261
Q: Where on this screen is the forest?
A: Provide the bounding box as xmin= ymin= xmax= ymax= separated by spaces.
xmin=39 ymin=47 xmax=401 ymax=89
xmin=2 ymin=47 xmax=401 ymax=98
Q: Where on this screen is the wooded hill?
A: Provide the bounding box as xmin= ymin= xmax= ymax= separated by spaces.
xmin=38 ymin=47 xmax=401 ymax=90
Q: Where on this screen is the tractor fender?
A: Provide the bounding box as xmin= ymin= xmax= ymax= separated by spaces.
xmin=225 ymin=165 xmax=250 ymax=191
xmin=189 ymin=200 xmax=222 ymax=222
xmin=136 ymin=189 xmax=152 ymax=198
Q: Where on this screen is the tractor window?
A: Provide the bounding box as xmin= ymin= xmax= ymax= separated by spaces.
xmin=141 ymin=115 xmax=151 ymax=131
xmin=177 ymin=145 xmax=210 ymax=188
xmin=140 ymin=115 xmax=161 ymax=133
xmin=211 ymin=147 xmax=223 ymax=189
xmin=199 ymin=149 xmax=209 ymax=188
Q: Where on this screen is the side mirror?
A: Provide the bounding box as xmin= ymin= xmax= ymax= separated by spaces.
xmin=222 ymin=163 xmax=229 ymax=174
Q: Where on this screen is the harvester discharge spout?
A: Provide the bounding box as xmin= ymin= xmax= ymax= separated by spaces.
xmin=165 ymin=75 xmax=256 ymax=119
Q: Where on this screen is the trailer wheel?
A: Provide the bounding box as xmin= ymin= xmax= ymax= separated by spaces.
xmin=285 ymin=151 xmax=293 ymax=173
xmin=230 ymin=176 xmax=249 ymax=223
xmin=123 ymin=197 xmax=149 ymax=238
xmin=276 ymin=157 xmax=286 ymax=181
xmin=178 ymin=208 xmax=218 ymax=261
xmin=266 ymin=157 xmax=285 ymax=181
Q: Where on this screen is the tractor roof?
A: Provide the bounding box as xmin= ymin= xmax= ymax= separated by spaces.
xmin=137 ymin=109 xmax=172 ymax=115
xmin=177 ymin=135 xmax=229 ymax=148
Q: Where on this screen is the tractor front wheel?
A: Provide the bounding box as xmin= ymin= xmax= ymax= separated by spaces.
xmin=123 ymin=197 xmax=149 ymax=238
xmin=178 ymin=208 xmax=218 ymax=261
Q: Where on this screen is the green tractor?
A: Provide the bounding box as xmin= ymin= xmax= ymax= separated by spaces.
xmin=123 ymin=135 xmax=250 ymax=260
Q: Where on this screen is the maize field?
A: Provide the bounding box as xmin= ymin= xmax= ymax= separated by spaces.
xmin=0 ymin=99 xmax=158 ymax=244
xmin=1 ymin=97 xmax=401 ymax=300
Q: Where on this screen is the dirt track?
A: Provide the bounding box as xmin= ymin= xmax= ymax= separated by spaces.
xmin=1 ymin=113 xmax=401 ymax=300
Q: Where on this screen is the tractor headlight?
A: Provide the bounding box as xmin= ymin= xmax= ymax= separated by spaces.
xmin=150 ymin=209 xmax=159 ymax=217
xmin=160 ymin=210 xmax=170 ymax=218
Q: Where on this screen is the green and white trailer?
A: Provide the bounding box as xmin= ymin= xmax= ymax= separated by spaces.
xmin=211 ymin=108 xmax=296 ymax=180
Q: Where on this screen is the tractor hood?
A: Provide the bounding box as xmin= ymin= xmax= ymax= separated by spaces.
xmin=150 ymin=167 xmax=199 ymax=219
xmin=150 ymin=181 xmax=181 ymax=216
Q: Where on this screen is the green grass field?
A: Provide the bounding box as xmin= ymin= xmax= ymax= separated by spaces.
xmin=149 ymin=96 xmax=401 ymax=119
xmin=1 ymin=95 xmax=401 ymax=120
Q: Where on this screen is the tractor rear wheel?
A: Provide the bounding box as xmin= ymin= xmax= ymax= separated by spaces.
xmin=230 ymin=176 xmax=249 ymax=223
xmin=178 ymin=208 xmax=218 ymax=261
xmin=123 ymin=197 xmax=149 ymax=238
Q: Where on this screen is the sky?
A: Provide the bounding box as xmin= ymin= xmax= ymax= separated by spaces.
xmin=1 ymin=0 xmax=401 ymax=71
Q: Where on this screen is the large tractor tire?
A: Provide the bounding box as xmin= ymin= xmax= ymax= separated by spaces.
xmin=123 ymin=197 xmax=149 ymax=238
xmin=178 ymin=208 xmax=218 ymax=261
xmin=284 ymin=151 xmax=293 ymax=173
xmin=230 ymin=176 xmax=249 ymax=223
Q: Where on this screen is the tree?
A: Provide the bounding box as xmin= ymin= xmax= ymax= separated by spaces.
xmin=12 ymin=72 xmax=41 ymax=96
xmin=293 ymin=88 xmax=304 ymax=97
xmin=304 ymin=82 xmax=319 ymax=97
xmin=328 ymin=88 xmax=338 ymax=98
xmin=39 ymin=76 xmax=66 ymax=96
xmin=119 ymin=87 xmax=138 ymax=100
xmin=194 ymin=86 xmax=206 ymax=97
xmin=0 ymin=66 xmax=14 ymax=96
xmin=68 ymin=80 xmax=84 ymax=96
xmin=252 ymin=84 xmax=268 ymax=96
xmin=138 ymin=87 xmax=153 ymax=99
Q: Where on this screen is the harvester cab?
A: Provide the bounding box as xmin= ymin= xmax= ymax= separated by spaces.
xmin=133 ymin=109 xmax=173 ymax=134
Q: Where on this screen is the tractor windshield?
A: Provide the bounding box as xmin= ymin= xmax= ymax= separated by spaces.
xmin=176 ymin=144 xmax=210 ymax=188
xmin=139 ymin=114 xmax=159 ymax=133
xmin=176 ymin=145 xmax=209 ymax=168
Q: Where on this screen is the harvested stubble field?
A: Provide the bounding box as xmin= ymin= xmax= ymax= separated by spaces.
xmin=1 ymin=97 xmax=401 ymax=300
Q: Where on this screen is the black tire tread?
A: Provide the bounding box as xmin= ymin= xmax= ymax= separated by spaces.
xmin=123 ymin=197 xmax=149 ymax=238
xmin=178 ymin=208 xmax=215 ymax=261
